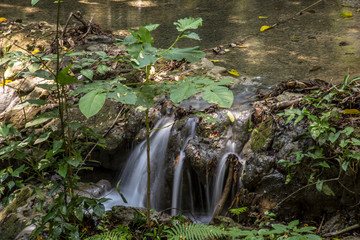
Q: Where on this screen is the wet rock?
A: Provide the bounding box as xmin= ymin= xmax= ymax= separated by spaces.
xmin=76 ymin=179 xmax=111 ymax=198
xmin=0 ymin=86 xmax=19 ymax=115
xmin=4 ymin=61 xmax=24 ymax=80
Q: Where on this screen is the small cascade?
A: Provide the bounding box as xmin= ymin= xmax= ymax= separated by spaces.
xmin=107 ymin=117 xmax=173 ymax=209
xmin=171 ymin=118 xmax=197 ymax=216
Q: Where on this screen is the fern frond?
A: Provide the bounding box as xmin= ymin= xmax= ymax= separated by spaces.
xmin=165 ymin=223 xmax=227 ymax=240
xmin=84 ymin=227 xmax=132 ymax=240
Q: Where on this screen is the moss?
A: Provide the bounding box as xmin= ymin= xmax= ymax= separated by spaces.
xmin=0 ymin=186 xmax=31 ymax=221
xmin=250 ymin=118 xmax=275 ymax=153
xmin=0 ymin=214 xmax=27 ymax=240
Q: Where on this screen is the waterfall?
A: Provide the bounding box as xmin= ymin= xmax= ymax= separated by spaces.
xmin=104 ymin=117 xmax=173 ymax=209
xmin=171 ymin=118 xmax=197 ymax=216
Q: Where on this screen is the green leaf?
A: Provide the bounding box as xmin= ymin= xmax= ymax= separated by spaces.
xmin=303 ymin=234 xmax=322 ymax=240
xmin=194 ymin=112 xmax=221 ymax=123
xmin=93 ymin=204 xmax=105 ymax=217
xmin=7 ymin=181 xmax=15 ymax=190
xmin=342 ymin=161 xmax=349 ymax=171
xmin=128 ymin=43 xmax=158 ymax=68
xmin=107 ymin=84 xmax=137 ymax=105
xmin=170 ymin=81 xmax=199 ymax=103
xmin=174 ymin=17 xmax=203 ymax=32
xmin=328 ymin=132 xmax=340 ymax=143
xmin=37 ymin=159 xmax=51 ymax=171
xmin=322 ymin=183 xmax=335 ymax=196
xmin=288 ymin=220 xmax=299 ymax=229
xmin=28 ymin=63 xmax=40 ymax=73
xmin=58 ymin=163 xmax=68 ymax=178
xmin=138 ymin=26 xmax=154 ymax=44
xmin=162 ymin=46 xmax=205 ymax=62
xmin=53 ymin=226 xmax=63 ymax=239
xmin=136 ymin=85 xmax=155 ymax=109
xmin=65 ymin=155 xmax=82 ymax=168
xmin=12 ymin=164 xmax=26 ymax=177
xmin=74 ymin=206 xmax=84 ymax=221
xmin=316 ymin=180 xmax=323 ymax=192
xmin=80 ymin=69 xmax=94 ymax=80
xmin=34 ymin=132 xmax=51 ymax=145
xmin=57 ymin=65 xmax=81 ymax=85
xmin=79 ymin=90 xmax=106 ymax=118
xmin=31 ymin=0 xmax=40 ymax=6
xmin=96 ymin=64 xmax=110 ymax=74
xmin=311 ymin=161 xmax=330 ymax=168
xmin=145 ymin=23 xmax=160 ymax=31
xmin=201 ymin=86 xmax=234 ymax=108
xmin=46 ymin=139 xmax=64 ymax=158
xmin=351 ymin=138 xmax=360 ymax=146
xmin=183 ymin=32 xmax=201 ymax=40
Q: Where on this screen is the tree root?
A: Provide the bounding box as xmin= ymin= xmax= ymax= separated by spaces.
xmin=210 ymin=154 xmax=238 ymax=224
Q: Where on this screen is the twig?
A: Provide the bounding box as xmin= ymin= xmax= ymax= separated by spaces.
xmin=322 ymin=223 xmax=360 ymax=237
xmin=274 ymin=0 xmax=324 ymax=27
xmin=275 ymin=177 xmax=338 ymax=208
xmin=316 ymin=214 xmax=325 ymax=234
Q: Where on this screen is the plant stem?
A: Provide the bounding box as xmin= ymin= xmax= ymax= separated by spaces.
xmin=158 ymin=34 xmax=182 ymax=56
xmin=145 ymin=108 xmax=151 ymax=227
xmin=145 ymin=65 xmax=151 ymax=227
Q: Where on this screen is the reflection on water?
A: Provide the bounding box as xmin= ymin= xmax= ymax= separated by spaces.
xmin=1 ymin=0 xmax=359 ymax=85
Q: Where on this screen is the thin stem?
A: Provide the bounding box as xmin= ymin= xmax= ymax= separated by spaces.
xmin=145 ymin=108 xmax=151 ymax=227
xmin=158 ymin=33 xmax=183 ymax=56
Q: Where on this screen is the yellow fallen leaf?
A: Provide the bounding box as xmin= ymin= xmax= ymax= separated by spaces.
xmin=227 ymin=111 xmax=235 ymax=122
xmin=340 ymin=12 xmax=353 ymax=17
xmin=228 ymin=69 xmax=240 ymax=76
xmin=237 ymin=45 xmax=246 ymax=48
xmin=0 ymin=80 xmax=13 ymax=86
xmin=342 ymin=109 xmax=360 ymax=114
xmin=0 ymin=17 xmax=7 ymax=22
xmin=210 ymin=59 xmax=220 ymax=62
xmin=31 ymin=50 xmax=40 ymax=54
xmin=259 ymin=16 xmax=269 ymax=19
xmin=260 ymin=25 xmax=272 ymax=31
xmin=62 ymin=46 xmax=68 ymax=50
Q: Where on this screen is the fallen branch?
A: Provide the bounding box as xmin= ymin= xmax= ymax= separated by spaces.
xmin=210 ymin=154 xmax=238 ymax=224
xmin=322 ymin=223 xmax=360 ymax=237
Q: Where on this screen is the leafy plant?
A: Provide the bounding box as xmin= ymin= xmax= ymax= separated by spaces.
xmin=84 ymin=226 xmax=132 ymax=240
xmin=164 ymin=223 xmax=227 ymax=240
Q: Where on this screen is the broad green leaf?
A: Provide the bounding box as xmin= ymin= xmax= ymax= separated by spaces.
xmin=34 ymin=132 xmax=51 ymax=145
xmin=341 ymin=127 xmax=354 ymax=136
xmin=79 ymin=90 xmax=106 ymax=118
xmin=174 ymin=17 xmax=202 ymax=32
xmin=170 ymin=81 xmax=198 ymax=103
xmin=93 ymin=204 xmax=105 ymax=217
xmin=201 ymin=86 xmax=234 ymax=108
xmin=37 ymin=159 xmax=51 ymax=171
xmin=36 ymin=84 xmax=58 ymax=91
xmin=162 ymin=46 xmax=205 ymax=62
xmin=352 ymin=138 xmax=360 ymax=146
xmin=136 ymin=85 xmax=155 ymax=109
xmin=127 ymin=43 xmax=158 ymax=68
xmin=58 ymin=163 xmax=68 ymax=178
xmin=145 ymin=23 xmax=160 ymax=31
xmin=53 ymin=226 xmax=63 ymax=239
xmin=32 ymin=69 xmax=54 ymax=79
xmin=137 ymin=26 xmax=154 ymax=44
xmin=107 ymin=85 xmax=137 ymax=105
xmin=96 ymin=64 xmax=110 ymax=74
xmin=80 ymin=69 xmax=94 ymax=80
xmin=65 ymin=155 xmax=82 ymax=168
xmin=25 ymin=115 xmax=52 ymax=128
xmin=57 ymin=65 xmax=80 ymax=85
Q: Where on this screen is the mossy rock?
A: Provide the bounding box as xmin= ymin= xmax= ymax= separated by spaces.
xmin=250 ymin=118 xmax=275 ymax=153
xmin=0 ymin=186 xmax=32 ymax=221
xmin=0 ymin=214 xmax=27 ymax=240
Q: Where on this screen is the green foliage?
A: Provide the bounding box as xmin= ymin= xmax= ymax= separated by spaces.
xmin=84 ymin=226 xmax=133 ymax=240
xmin=164 ymin=223 xmax=227 ymax=240
xmin=277 ymin=80 xmax=360 ymax=196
